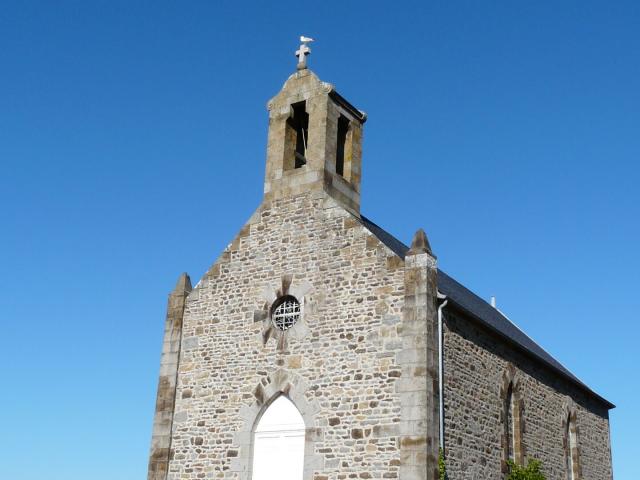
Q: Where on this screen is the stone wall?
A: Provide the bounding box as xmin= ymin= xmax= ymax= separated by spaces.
xmin=153 ymin=189 xmax=614 ymax=480
xmin=442 ymin=309 xmax=613 ymax=480
xmin=166 ymin=191 xmax=409 ymax=480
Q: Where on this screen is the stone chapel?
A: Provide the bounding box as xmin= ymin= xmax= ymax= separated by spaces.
xmin=147 ymin=41 xmax=614 ymax=480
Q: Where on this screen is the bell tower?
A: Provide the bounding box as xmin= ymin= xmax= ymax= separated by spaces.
xmin=263 ymin=38 xmax=366 ymax=215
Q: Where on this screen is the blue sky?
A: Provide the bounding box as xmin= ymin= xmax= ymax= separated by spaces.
xmin=0 ymin=1 xmax=638 ymax=478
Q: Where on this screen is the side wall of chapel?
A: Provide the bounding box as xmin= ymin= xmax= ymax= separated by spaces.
xmin=443 ymin=309 xmax=613 ymax=480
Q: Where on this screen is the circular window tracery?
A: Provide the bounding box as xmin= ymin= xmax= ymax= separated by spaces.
xmin=271 ymin=296 xmax=300 ymax=331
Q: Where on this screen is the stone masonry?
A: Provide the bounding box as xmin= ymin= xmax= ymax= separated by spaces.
xmin=442 ymin=311 xmax=613 ymax=479
xmin=399 ymin=230 xmax=440 ymax=480
xmin=148 ymin=273 xmax=192 ymax=480
xmin=146 ymin=61 xmax=614 ymax=480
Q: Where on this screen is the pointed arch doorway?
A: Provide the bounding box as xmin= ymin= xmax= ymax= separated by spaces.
xmin=251 ymin=395 xmax=306 ymax=480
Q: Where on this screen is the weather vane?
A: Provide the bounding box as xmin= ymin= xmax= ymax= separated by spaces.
xmin=295 ymin=36 xmax=314 ymax=70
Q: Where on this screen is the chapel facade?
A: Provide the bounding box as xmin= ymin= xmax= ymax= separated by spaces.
xmin=146 ymin=44 xmax=614 ymax=480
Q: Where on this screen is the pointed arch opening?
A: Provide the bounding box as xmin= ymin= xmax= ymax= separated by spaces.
xmin=232 ymin=370 xmax=322 ymax=480
xmin=563 ymin=407 xmax=581 ymax=480
xmin=505 ymin=382 xmax=515 ymax=462
xmin=500 ymin=366 xmax=524 ymax=472
xmin=251 ymin=395 xmax=306 ymax=480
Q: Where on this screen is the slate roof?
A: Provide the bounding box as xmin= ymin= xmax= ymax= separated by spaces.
xmin=358 ymin=214 xmax=614 ymax=409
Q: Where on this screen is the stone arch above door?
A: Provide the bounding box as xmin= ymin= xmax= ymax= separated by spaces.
xmin=231 ymin=369 xmax=323 ymax=480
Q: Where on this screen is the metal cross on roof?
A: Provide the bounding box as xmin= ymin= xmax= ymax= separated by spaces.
xmin=295 ymin=36 xmax=314 ymax=70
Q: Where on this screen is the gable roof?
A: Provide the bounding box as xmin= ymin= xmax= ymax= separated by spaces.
xmin=358 ymin=214 xmax=614 ymax=409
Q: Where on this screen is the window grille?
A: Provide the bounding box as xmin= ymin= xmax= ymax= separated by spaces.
xmin=272 ymin=296 xmax=300 ymax=331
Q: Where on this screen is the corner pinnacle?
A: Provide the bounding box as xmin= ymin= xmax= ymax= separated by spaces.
xmin=407 ymin=228 xmax=433 ymax=256
xmin=173 ymin=272 xmax=192 ymax=294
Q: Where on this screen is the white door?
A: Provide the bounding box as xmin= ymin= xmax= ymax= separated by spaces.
xmin=252 ymin=396 xmax=305 ymax=480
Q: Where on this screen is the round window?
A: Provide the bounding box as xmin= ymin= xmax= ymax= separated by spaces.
xmin=271 ymin=296 xmax=301 ymax=331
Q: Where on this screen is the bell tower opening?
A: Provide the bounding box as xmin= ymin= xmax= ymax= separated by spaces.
xmin=284 ymin=101 xmax=309 ymax=170
xmin=335 ymin=114 xmax=350 ymax=177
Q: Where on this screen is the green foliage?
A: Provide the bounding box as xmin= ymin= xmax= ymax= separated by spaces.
xmin=506 ymin=459 xmax=546 ymax=480
xmin=438 ymin=449 xmax=447 ymax=480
